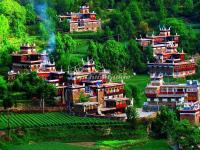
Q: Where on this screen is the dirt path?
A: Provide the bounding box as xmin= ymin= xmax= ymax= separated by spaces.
xmin=67 ymin=142 xmax=96 ymax=148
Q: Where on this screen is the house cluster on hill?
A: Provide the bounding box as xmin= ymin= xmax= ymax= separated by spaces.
xmin=138 ymin=28 xmax=200 ymax=125
xmin=8 ymin=44 xmax=66 ymax=105
xmin=8 ymin=44 xmax=130 ymax=118
xmin=6 ymin=5 xmax=200 ymax=124
xmin=59 ymin=5 xmax=101 ymax=32
xmin=137 ymin=27 xmax=196 ymax=78
xmin=65 ymin=59 xmax=130 ymax=117
xmin=144 ymin=74 xmax=200 ymax=124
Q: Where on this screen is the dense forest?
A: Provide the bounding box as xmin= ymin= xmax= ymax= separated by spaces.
xmin=0 ymin=0 xmax=200 ymax=76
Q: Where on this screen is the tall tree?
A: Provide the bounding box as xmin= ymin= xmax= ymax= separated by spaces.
xmin=0 ymin=15 xmax=9 ymax=40
xmin=100 ymin=40 xmax=128 ymax=72
xmin=12 ymin=72 xmax=57 ymax=109
xmin=0 ymin=76 xmax=7 ymax=100
xmin=172 ymin=120 xmax=200 ymax=150
xmin=155 ymin=0 xmax=167 ymax=19
xmin=126 ymin=106 xmax=138 ymax=129
xmin=87 ymin=41 xmax=98 ymax=60
xmin=128 ymin=40 xmax=146 ymax=73
xmin=0 ymin=0 xmax=26 ymax=37
xmin=184 ymin=0 xmax=194 ymax=14
xmin=161 ymin=18 xmax=196 ymax=54
xmin=127 ymin=1 xmax=142 ymax=25
xmin=152 ymin=107 xmax=177 ymax=138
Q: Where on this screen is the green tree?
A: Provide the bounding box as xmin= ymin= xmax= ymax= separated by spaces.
xmin=152 ymin=107 xmax=177 ymax=138
xmin=57 ymin=52 xmax=82 ymax=70
xmin=128 ymin=40 xmax=146 ymax=73
xmin=36 ymin=78 xmax=57 ymax=111
xmin=127 ymin=1 xmax=142 ymax=25
xmin=193 ymin=1 xmax=200 ymax=22
xmin=56 ymin=32 xmax=65 ymax=53
xmin=126 ymin=106 xmax=138 ymax=129
xmin=155 ymin=0 xmax=167 ymax=19
xmin=0 ymin=15 xmax=9 ymax=40
xmin=184 ymin=0 xmax=194 ymax=14
xmin=63 ymin=34 xmax=77 ymax=52
xmin=0 ymin=76 xmax=8 ymax=100
xmin=54 ymin=0 xmax=75 ymax=14
xmin=12 ymin=72 xmax=57 ymax=109
xmin=56 ymin=33 xmax=77 ymax=53
xmin=144 ymin=46 xmax=154 ymax=63
xmin=88 ymin=41 xmax=98 ymax=59
xmin=125 ymin=84 xmax=140 ymax=106
xmin=172 ymin=120 xmax=200 ymax=150
xmin=0 ymin=0 xmax=26 ymax=37
xmin=115 ymin=25 xmax=127 ymax=41
xmin=104 ymin=26 xmax=113 ymax=40
xmin=60 ymin=19 xmax=70 ymax=32
xmin=123 ymin=10 xmax=136 ymax=38
xmin=164 ymin=0 xmax=180 ymax=16
xmin=138 ymin=21 xmax=149 ymax=35
xmin=100 ymin=40 xmax=128 ymax=72
xmin=25 ymin=3 xmax=37 ymax=25
xmin=100 ymin=0 xmax=109 ymax=9
xmin=161 ymin=18 xmax=196 ymax=54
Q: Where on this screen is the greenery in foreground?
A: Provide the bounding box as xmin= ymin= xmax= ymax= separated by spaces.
xmin=151 ymin=107 xmax=200 ymax=150
xmin=0 ymin=107 xmax=200 ymax=149
xmin=7 ymin=142 xmax=93 ymax=150
xmin=6 ymin=139 xmax=170 ymax=150
xmin=0 ymin=116 xmax=146 ymax=150
xmin=98 ymin=139 xmax=170 ymax=150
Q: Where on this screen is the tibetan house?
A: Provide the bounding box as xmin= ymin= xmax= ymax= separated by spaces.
xmin=179 ymin=102 xmax=200 ymax=125
xmin=8 ymin=43 xmax=66 ymax=105
xmin=65 ymin=59 xmax=130 ymax=116
xmin=59 ymin=5 xmax=101 ymax=32
xmin=137 ymin=27 xmax=196 ymax=78
xmin=137 ymin=27 xmax=180 ymax=56
xmin=144 ymin=74 xmax=200 ymax=111
xmin=10 ymin=43 xmax=43 ymax=73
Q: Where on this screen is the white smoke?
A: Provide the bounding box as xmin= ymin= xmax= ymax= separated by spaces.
xmin=29 ymin=0 xmax=56 ymax=53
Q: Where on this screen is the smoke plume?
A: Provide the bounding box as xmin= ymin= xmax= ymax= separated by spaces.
xmin=29 ymin=0 xmax=55 ymax=53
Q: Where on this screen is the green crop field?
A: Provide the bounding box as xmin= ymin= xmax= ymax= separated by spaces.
xmin=0 ymin=112 xmax=126 ymax=130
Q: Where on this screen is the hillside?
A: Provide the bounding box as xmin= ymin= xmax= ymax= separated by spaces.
xmin=0 ymin=0 xmax=200 ymax=75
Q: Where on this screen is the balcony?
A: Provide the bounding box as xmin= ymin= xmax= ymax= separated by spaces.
xmin=105 ymin=89 xmax=124 ymax=96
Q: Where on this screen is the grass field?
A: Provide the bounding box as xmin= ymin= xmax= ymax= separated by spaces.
xmin=127 ymin=139 xmax=170 ymax=150
xmin=112 ymin=74 xmax=150 ymax=107
xmin=0 ymin=112 xmax=126 ymax=130
xmin=97 ymin=139 xmax=170 ymax=149
xmin=5 ymin=139 xmax=170 ymax=150
xmin=7 ymin=142 xmax=93 ymax=150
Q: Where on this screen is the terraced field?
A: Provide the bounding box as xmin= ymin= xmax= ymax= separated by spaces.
xmin=0 ymin=112 xmax=126 ymax=129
